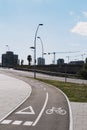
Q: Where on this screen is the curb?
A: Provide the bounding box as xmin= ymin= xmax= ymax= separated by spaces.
xmin=53 ymin=86 xmax=73 ymax=130
xmin=59 ymin=90 xmax=73 ymax=130
xmin=0 ymin=79 xmax=32 ymax=122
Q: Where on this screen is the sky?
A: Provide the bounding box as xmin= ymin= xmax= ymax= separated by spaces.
xmin=0 ymin=0 xmax=87 ymax=64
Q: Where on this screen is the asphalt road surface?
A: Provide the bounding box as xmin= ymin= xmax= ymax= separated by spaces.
xmin=0 ymin=69 xmax=70 ymax=130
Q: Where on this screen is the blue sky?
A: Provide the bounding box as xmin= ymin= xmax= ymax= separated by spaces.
xmin=0 ymin=0 xmax=87 ymax=64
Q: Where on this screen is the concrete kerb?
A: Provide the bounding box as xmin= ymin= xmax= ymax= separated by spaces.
xmin=58 ymin=89 xmax=73 ymax=130
xmin=51 ymin=85 xmax=73 ymax=130
xmin=0 ymin=75 xmax=32 ymax=123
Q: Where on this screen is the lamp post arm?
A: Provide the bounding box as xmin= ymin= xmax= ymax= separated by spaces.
xmin=34 ymin=25 xmax=40 ymax=63
xmin=39 ymin=38 xmax=44 ymax=59
xmin=33 ymin=24 xmax=43 ymax=78
xmin=33 ymin=25 xmax=40 ymax=78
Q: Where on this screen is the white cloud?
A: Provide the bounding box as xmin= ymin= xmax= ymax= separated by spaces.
xmin=82 ymin=11 xmax=87 ymax=17
xmin=71 ymin=22 xmax=87 ymax=36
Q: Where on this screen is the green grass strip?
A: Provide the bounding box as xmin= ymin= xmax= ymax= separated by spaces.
xmin=37 ymin=78 xmax=87 ymax=102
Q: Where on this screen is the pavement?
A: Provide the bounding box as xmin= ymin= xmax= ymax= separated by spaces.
xmin=0 ymin=72 xmax=87 ymax=130
xmin=71 ymin=102 xmax=87 ymax=130
xmin=0 ymin=73 xmax=32 ymax=122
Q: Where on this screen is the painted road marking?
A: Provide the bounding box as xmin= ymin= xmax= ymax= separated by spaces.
xmin=0 ymin=93 xmax=48 ymax=127
xmin=1 ymin=120 xmax=12 ymax=124
xmin=0 ymin=92 xmax=48 ymax=127
xmin=0 ymin=120 xmax=33 ymax=126
xmin=32 ymin=92 xmax=48 ymax=126
xmin=23 ymin=121 xmax=33 ymax=126
xmin=46 ymin=107 xmax=67 ymax=115
xmin=44 ymin=88 xmax=46 ymax=91
xmin=15 ymin=106 xmax=35 ymax=115
xmin=12 ymin=120 xmax=23 ymax=125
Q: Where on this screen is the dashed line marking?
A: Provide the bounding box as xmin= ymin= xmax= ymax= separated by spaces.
xmin=12 ymin=120 xmax=23 ymax=125
xmin=0 ymin=120 xmax=33 ymax=126
xmin=0 ymin=92 xmax=49 ymax=127
xmin=23 ymin=121 xmax=33 ymax=126
xmin=1 ymin=120 xmax=12 ymax=124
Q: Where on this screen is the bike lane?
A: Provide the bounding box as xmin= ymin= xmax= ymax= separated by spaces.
xmin=0 ymin=74 xmax=69 ymax=130
xmin=36 ymin=83 xmax=69 ymax=130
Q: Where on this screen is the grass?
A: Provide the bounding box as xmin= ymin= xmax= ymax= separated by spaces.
xmin=37 ymin=78 xmax=87 ymax=102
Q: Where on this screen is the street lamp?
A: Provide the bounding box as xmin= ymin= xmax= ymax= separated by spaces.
xmin=37 ymin=36 xmax=44 ymax=59
xmin=30 ymin=46 xmax=35 ymax=49
xmin=34 ymin=24 xmax=43 ymax=78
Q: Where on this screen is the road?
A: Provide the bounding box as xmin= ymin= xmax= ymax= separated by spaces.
xmin=0 ymin=69 xmax=70 ymax=130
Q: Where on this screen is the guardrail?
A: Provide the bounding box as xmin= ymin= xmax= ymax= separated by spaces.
xmin=14 ymin=67 xmax=78 ymax=78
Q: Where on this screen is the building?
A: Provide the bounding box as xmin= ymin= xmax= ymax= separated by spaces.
xmin=69 ymin=60 xmax=84 ymax=65
xmin=37 ymin=57 xmax=45 ymax=65
xmin=2 ymin=51 xmax=18 ymax=68
xmin=57 ymin=59 xmax=64 ymax=65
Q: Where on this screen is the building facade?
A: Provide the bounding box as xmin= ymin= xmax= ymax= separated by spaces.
xmin=57 ymin=58 xmax=64 ymax=65
xmin=37 ymin=57 xmax=45 ymax=65
xmin=2 ymin=51 xmax=18 ymax=68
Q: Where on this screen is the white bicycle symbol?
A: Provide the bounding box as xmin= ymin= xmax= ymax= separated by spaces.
xmin=46 ymin=107 xmax=67 ymax=115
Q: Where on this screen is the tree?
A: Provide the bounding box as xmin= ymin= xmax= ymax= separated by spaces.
xmin=79 ymin=58 xmax=87 ymax=79
xmin=27 ymin=55 xmax=32 ymax=66
xmin=21 ymin=59 xmax=24 ymax=66
xmin=85 ymin=57 xmax=87 ymax=63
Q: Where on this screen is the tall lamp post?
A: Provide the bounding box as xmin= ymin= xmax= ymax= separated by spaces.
xmin=34 ymin=24 xmax=43 ymax=78
xmin=37 ymin=36 xmax=44 ymax=59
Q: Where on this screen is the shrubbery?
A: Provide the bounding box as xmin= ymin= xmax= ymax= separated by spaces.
xmin=79 ymin=63 xmax=87 ymax=79
xmin=80 ymin=69 xmax=87 ymax=79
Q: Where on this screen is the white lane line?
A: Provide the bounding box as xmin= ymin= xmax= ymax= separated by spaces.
xmin=32 ymin=92 xmax=48 ymax=126
xmin=12 ymin=120 xmax=23 ymax=125
xmin=1 ymin=120 xmax=12 ymax=124
xmin=23 ymin=121 xmax=33 ymax=126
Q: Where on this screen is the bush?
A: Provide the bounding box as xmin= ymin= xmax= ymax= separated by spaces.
xmin=80 ymin=69 xmax=87 ymax=79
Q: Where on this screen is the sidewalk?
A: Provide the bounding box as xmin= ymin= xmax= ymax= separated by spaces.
xmin=71 ymin=102 xmax=87 ymax=130
xmin=0 ymin=71 xmax=87 ymax=130
xmin=0 ymin=74 xmax=32 ymax=121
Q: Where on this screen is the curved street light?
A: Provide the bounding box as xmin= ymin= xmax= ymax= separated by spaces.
xmin=37 ymin=36 xmax=44 ymax=59
xmin=34 ymin=24 xmax=43 ymax=78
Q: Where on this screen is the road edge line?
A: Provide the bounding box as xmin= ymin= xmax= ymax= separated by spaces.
xmin=39 ymin=81 xmax=73 ymax=130
xmin=50 ymin=84 xmax=73 ymax=130
xmin=57 ymin=88 xmax=73 ymax=130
